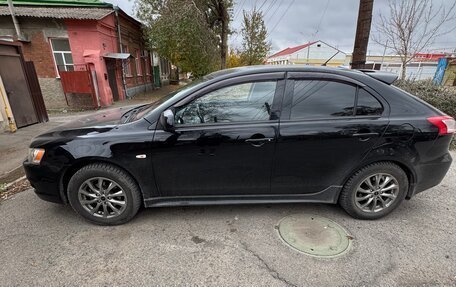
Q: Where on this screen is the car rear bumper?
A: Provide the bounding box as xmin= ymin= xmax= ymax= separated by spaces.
xmin=409 ymin=152 xmax=452 ymax=197
xmin=23 ymin=161 xmax=64 ymax=204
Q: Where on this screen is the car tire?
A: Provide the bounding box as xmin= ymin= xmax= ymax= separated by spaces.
xmin=339 ymin=162 xmax=408 ymax=220
xmin=67 ymin=163 xmax=142 ymax=225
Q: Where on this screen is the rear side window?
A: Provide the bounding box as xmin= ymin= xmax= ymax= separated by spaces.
xmin=291 ymin=80 xmax=356 ymax=119
xmin=356 ymin=89 xmax=383 ymax=116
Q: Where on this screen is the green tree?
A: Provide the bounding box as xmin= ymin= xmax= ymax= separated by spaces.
xmin=197 ymin=0 xmax=233 ymax=69
xmin=240 ymin=8 xmax=271 ymax=65
xmin=136 ymin=0 xmax=220 ymax=77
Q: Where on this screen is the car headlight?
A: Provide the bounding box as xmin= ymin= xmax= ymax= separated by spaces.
xmin=28 ymin=148 xmax=45 ymax=164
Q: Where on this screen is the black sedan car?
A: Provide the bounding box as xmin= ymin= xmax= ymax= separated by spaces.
xmin=24 ymin=66 xmax=454 ymax=225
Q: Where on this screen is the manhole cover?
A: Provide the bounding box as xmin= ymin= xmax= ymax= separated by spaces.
xmin=277 ymin=214 xmax=352 ymax=258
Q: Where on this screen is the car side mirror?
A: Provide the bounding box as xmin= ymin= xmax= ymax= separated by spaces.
xmin=160 ymin=109 xmax=175 ymax=131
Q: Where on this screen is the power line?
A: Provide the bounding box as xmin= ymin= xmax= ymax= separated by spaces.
xmin=233 ymin=0 xmax=246 ymax=21
xmin=312 ymin=0 xmax=330 ymax=39
xmin=266 ymin=0 xmax=282 ymax=23
xmin=257 ymin=0 xmax=268 ymax=11
xmin=269 ymin=0 xmax=295 ymax=35
xmin=263 ymin=0 xmax=277 ymax=17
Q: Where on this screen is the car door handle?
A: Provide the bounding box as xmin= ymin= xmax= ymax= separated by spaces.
xmin=245 ymin=138 xmax=273 ymax=147
xmin=352 ymin=132 xmax=379 ymax=137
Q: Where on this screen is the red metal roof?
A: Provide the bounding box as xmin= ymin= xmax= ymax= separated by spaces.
xmin=268 ymin=41 xmax=318 ymax=59
xmin=414 ymin=53 xmax=446 ymax=61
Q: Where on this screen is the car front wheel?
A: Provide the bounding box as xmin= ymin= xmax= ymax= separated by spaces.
xmin=339 ymin=162 xmax=409 ymax=220
xmin=67 ymin=163 xmax=142 ymax=225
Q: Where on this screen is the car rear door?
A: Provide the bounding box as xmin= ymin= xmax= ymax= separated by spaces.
xmin=272 ymin=72 xmax=390 ymax=196
xmin=151 ymin=73 xmax=286 ymax=197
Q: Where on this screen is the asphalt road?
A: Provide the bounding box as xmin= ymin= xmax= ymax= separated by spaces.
xmin=0 ymin=154 xmax=455 ymax=286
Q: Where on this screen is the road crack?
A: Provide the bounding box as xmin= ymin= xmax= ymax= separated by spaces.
xmin=241 ymin=242 xmax=298 ymax=287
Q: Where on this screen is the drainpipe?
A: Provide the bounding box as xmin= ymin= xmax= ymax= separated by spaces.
xmin=7 ymin=0 xmax=25 ymax=41
xmin=0 ymin=76 xmax=17 ymax=132
xmin=114 ymin=6 xmax=128 ymax=99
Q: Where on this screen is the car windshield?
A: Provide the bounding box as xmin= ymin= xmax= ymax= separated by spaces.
xmin=128 ymin=79 xmax=207 ymax=121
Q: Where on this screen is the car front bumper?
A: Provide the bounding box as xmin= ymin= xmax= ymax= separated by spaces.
xmin=23 ymin=161 xmax=65 ymax=204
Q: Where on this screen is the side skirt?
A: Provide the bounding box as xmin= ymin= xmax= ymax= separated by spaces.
xmin=144 ymin=186 xmax=341 ymax=208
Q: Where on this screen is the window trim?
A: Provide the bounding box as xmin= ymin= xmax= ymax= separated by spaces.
xmin=49 ymin=38 xmax=74 ymax=77
xmin=173 ymin=119 xmax=279 ymax=130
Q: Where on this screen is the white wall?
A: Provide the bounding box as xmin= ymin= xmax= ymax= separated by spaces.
xmin=267 ymin=41 xmax=345 ymax=64
xmin=381 ymin=62 xmax=437 ymax=80
xmin=292 ymin=42 xmax=345 ymax=62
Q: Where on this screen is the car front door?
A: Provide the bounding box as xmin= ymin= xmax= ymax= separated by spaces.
xmin=151 ymin=73 xmax=285 ymax=197
xmin=272 ymin=73 xmax=390 ymax=197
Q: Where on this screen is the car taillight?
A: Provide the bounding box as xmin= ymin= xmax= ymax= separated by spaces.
xmin=427 ymin=116 xmax=456 ymax=135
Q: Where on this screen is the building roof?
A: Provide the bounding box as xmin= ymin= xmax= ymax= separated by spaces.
xmin=268 ymin=41 xmax=318 ymax=59
xmin=0 ymin=0 xmax=111 ymax=7
xmin=0 ymin=5 xmax=113 ymax=19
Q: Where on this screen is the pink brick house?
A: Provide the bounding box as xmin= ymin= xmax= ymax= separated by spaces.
xmin=0 ymin=0 xmax=170 ymax=109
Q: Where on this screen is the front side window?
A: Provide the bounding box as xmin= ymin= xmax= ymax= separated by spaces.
xmin=50 ymin=38 xmax=74 ymax=73
xmin=290 ymin=80 xmax=356 ymax=119
xmin=174 ymin=81 xmax=277 ymax=125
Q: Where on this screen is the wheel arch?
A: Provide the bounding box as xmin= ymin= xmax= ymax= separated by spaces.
xmin=338 ymin=158 xmax=417 ymax=201
xmin=59 ymin=158 xmax=144 ymax=204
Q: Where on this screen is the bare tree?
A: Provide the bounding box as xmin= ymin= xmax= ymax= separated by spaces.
xmin=374 ymin=0 xmax=456 ymax=79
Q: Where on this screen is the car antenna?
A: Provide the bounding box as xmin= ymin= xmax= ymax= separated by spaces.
xmin=322 ymin=51 xmax=340 ymax=66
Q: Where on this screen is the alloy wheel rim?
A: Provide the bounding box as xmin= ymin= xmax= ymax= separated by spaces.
xmin=355 ymin=173 xmax=399 ymax=213
xmin=78 ymin=177 xmax=127 ymax=218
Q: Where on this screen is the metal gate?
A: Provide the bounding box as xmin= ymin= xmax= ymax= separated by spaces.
xmin=59 ymin=64 xmax=99 ymax=108
xmin=24 ymin=61 xmax=48 ymax=123
xmin=0 ymin=41 xmax=38 ymax=128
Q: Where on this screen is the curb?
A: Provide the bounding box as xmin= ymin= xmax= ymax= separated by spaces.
xmin=4 ymin=175 xmax=27 ymax=189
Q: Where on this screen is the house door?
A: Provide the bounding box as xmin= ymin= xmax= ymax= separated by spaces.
xmin=106 ymin=59 xmax=119 ymax=101
xmin=153 ymin=66 xmax=161 ymax=87
xmin=0 ymin=43 xmax=38 ymax=128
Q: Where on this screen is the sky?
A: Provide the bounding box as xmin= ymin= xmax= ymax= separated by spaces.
xmin=106 ymin=0 xmax=456 ymax=56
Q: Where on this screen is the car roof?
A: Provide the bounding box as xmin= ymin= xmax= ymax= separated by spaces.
xmin=205 ymin=65 xmax=361 ymax=79
xmin=205 ymin=65 xmax=397 ymax=85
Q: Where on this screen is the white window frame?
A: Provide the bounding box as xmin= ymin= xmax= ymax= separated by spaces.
xmin=50 ymin=38 xmax=74 ymax=77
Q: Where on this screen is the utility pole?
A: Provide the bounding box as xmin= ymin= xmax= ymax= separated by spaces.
xmin=351 ymin=0 xmax=374 ymax=69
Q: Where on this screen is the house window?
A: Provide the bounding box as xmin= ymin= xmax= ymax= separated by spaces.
xmin=50 ymin=38 xmax=74 ymax=74
xmin=135 ymin=49 xmax=142 ymax=76
xmin=160 ymin=58 xmax=169 ymax=75
xmin=121 ymin=44 xmax=132 ymax=77
xmin=143 ymin=50 xmax=151 ymax=75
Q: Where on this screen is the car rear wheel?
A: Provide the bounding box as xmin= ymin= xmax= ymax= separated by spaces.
xmin=67 ymin=163 xmax=142 ymax=225
xmin=339 ymin=162 xmax=408 ymax=220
